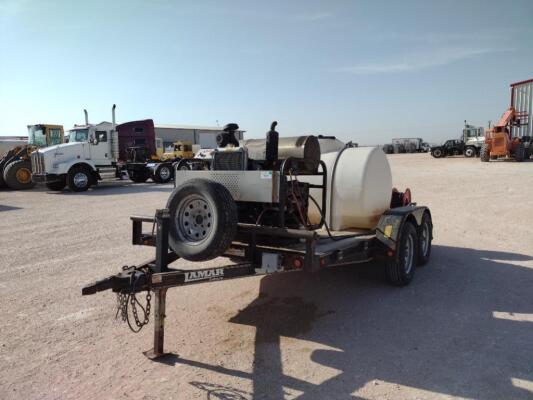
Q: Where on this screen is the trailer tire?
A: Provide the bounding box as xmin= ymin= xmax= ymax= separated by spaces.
xmin=386 ymin=221 xmax=418 ymax=286
xmin=417 ymin=213 xmax=432 ymax=266
xmin=152 ymin=164 xmax=173 ymax=184
xmin=464 ymin=147 xmax=476 ymax=158
xmin=480 ymin=144 xmax=490 ymax=162
xmin=167 ymin=179 xmax=237 ymax=261
xmin=67 ymin=165 xmax=91 ymax=192
xmin=3 ymin=160 xmax=36 ymax=190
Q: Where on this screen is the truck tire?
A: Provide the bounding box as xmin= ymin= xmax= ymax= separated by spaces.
xmin=3 ymin=160 xmax=36 ymax=190
xmin=417 ymin=213 xmax=432 ymax=266
xmin=464 ymin=147 xmax=476 ymax=158
xmin=480 ymin=144 xmax=490 ymax=162
xmin=130 ymin=171 xmax=149 ymax=183
xmin=431 ymin=148 xmax=443 ymax=158
xmin=385 ymin=221 xmax=418 ymax=286
xmin=46 ymin=178 xmax=66 ymax=191
xmin=167 ymin=179 xmax=237 ymax=261
xmin=67 ymin=166 xmax=91 ymax=192
xmin=514 ymin=143 xmax=525 ymax=162
xmin=152 ymin=164 xmax=173 ymax=184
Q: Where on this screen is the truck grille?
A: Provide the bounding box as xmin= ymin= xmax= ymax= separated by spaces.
xmin=31 ymin=152 xmax=45 ymax=174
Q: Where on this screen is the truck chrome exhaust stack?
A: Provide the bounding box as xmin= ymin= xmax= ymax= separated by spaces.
xmin=84 ymin=109 xmax=89 ymax=125
xmin=112 ymin=104 xmax=116 ymax=126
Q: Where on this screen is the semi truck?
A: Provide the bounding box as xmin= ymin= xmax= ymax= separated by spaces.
xmin=430 ymin=121 xmax=485 ymax=158
xmin=31 ymin=106 xmax=176 ymax=191
xmin=383 ymin=138 xmax=430 ymax=154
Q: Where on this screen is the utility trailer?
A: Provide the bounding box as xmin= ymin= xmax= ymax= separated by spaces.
xmin=82 ymin=147 xmax=433 ymax=358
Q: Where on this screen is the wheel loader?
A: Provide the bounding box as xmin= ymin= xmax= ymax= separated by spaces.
xmin=480 ymin=107 xmax=531 ymax=162
xmin=0 ymin=124 xmax=64 ymax=190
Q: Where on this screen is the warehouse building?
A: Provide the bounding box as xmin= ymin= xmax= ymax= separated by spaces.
xmin=154 ymin=124 xmax=245 ymax=149
xmin=510 ymin=78 xmax=533 ymax=138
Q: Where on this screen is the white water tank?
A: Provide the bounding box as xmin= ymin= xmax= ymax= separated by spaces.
xmin=307 ymin=146 xmax=392 ymax=230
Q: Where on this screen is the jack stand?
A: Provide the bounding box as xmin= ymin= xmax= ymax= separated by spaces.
xmin=144 ymin=209 xmax=171 ymax=359
xmin=143 ymin=288 xmax=168 ymax=359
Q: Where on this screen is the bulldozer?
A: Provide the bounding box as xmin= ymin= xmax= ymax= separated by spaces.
xmin=480 ymin=107 xmax=531 ymax=162
xmin=0 ymin=124 xmax=64 ymax=189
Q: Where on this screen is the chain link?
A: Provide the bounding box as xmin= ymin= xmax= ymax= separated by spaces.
xmin=115 ymin=270 xmax=152 ymax=333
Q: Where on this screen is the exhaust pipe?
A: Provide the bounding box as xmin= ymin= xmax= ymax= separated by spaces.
xmin=112 ymin=104 xmax=116 ymax=126
xmin=84 ymin=109 xmax=89 ymax=125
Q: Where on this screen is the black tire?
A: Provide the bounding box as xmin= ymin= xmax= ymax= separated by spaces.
xmin=464 ymin=147 xmax=476 ymax=158
xmin=431 ymin=148 xmax=443 ymax=158
xmin=166 ymin=179 xmax=237 ymax=261
xmin=3 ymin=160 xmax=36 ymax=190
xmin=417 ymin=213 xmax=432 ymax=266
xmin=152 ymin=164 xmax=173 ymax=184
xmin=480 ymin=143 xmax=490 ymax=162
xmin=46 ymin=178 xmax=66 ymax=191
xmin=0 ymin=166 xmax=6 ymax=188
xmin=514 ymin=143 xmax=525 ymax=162
xmin=385 ymin=221 xmax=418 ymax=286
xmin=67 ymin=165 xmax=92 ymax=192
xmin=129 ymin=170 xmax=149 ymax=183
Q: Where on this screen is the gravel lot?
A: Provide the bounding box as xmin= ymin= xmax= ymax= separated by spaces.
xmin=1 ymin=153 xmax=533 ymax=400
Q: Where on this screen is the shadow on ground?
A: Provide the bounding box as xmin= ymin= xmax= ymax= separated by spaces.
xmin=45 ymin=181 xmax=174 ymax=196
xmin=0 ymin=205 xmax=23 ymax=212
xmin=161 ymin=245 xmax=533 ymax=399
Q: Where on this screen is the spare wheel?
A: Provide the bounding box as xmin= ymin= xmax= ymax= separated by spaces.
xmin=166 ymin=179 xmax=237 ymax=261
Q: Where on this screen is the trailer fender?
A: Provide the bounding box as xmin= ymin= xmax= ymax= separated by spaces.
xmin=376 ymin=206 xmax=431 ymax=251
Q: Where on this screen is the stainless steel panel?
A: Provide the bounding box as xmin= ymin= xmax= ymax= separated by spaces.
xmin=173 ymin=170 xmax=280 ymax=203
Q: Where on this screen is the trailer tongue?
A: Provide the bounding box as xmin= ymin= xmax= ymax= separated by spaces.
xmin=82 ymin=122 xmax=433 ymax=359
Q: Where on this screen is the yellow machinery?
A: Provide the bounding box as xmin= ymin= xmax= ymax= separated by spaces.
xmin=159 ymin=140 xmax=194 ymax=161
xmin=0 ymin=124 xmax=64 ymax=190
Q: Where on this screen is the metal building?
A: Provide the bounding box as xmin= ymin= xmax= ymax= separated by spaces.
xmin=510 ymin=78 xmax=533 ymax=138
xmin=154 ymin=124 xmax=245 ymax=149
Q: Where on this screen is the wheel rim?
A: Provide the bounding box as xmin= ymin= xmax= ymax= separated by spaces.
xmin=179 ymin=164 xmax=189 ymax=171
xmin=420 ymin=222 xmax=430 ymax=256
xmin=16 ymin=168 xmax=32 ymax=184
xmin=466 ymin=149 xmax=474 ymax=156
xmin=159 ymin=166 xmax=171 ymax=180
xmin=434 ymin=150 xmax=441 ymax=157
xmin=73 ymin=172 xmax=88 ymax=188
xmin=403 ymin=233 xmax=414 ymax=274
xmin=175 ymin=195 xmax=214 ymax=243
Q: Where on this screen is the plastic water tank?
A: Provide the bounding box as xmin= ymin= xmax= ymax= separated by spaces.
xmin=307 ymin=146 xmax=392 ymax=230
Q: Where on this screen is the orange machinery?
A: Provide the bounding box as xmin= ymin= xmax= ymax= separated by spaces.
xmin=480 ymin=106 xmax=529 ymax=162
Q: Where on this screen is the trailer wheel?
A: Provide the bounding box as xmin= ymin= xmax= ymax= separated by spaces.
xmin=386 ymin=221 xmax=418 ymax=286
xmin=3 ymin=160 xmax=36 ymax=190
xmin=464 ymin=147 xmax=476 ymax=158
xmin=417 ymin=213 xmax=432 ymax=266
xmin=67 ymin=166 xmax=91 ymax=192
xmin=45 ymin=178 xmax=66 ymax=191
xmin=152 ymin=164 xmax=173 ymax=184
xmin=480 ymin=144 xmax=490 ymax=162
xmin=167 ymin=179 xmax=237 ymax=261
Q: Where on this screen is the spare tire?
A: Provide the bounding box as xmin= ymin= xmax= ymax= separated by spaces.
xmin=167 ymin=179 xmax=237 ymax=261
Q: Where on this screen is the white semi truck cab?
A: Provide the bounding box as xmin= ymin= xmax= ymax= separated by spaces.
xmin=32 ymin=106 xmax=120 ymax=191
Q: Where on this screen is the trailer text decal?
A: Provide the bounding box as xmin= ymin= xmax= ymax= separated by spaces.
xmin=184 ymin=268 xmax=224 ymax=283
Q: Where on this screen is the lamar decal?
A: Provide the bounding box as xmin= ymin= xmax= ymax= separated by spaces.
xmin=184 ymin=268 xmax=224 ymax=283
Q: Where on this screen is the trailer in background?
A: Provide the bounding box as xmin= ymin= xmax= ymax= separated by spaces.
xmin=154 ymin=124 xmax=245 ymax=150
xmin=510 ymin=78 xmax=533 ymax=138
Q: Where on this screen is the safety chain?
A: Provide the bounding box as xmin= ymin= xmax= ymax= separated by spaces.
xmin=115 ymin=266 xmax=153 ymax=333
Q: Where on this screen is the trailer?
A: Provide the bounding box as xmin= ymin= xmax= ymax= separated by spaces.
xmin=82 ymin=124 xmax=433 ymax=358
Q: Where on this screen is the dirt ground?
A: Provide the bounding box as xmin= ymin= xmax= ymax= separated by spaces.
xmin=1 ymin=153 xmax=533 ymax=400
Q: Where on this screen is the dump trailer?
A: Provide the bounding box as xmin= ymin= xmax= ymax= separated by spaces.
xmin=0 ymin=125 xmax=64 ymax=190
xmin=82 ymin=121 xmax=434 ymax=358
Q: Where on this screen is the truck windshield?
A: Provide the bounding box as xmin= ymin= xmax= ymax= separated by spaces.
xmin=69 ymin=129 xmax=89 ymax=142
xmin=28 ymin=126 xmax=46 ymax=147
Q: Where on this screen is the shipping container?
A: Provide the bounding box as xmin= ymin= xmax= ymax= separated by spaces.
xmin=510 ymin=79 xmax=533 ymax=138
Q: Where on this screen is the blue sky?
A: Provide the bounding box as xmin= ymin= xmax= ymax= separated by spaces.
xmin=1 ymin=0 xmax=532 ymax=144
